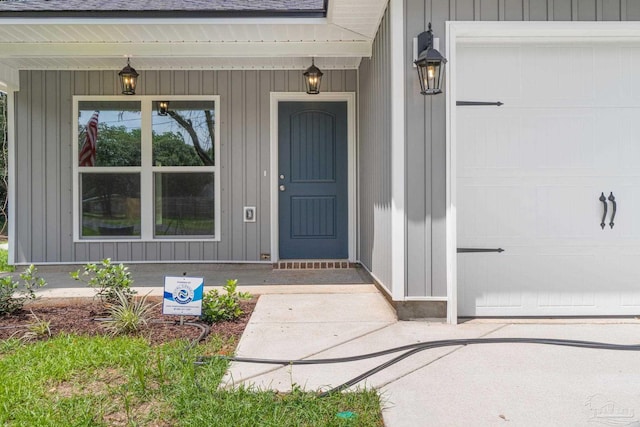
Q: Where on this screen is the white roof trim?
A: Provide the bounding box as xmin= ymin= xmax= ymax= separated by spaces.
xmin=0 ymin=41 xmax=371 ymax=59
xmin=0 ymin=17 xmax=329 ymax=25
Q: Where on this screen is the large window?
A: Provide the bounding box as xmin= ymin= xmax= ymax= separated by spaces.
xmin=74 ymin=97 xmax=220 ymax=241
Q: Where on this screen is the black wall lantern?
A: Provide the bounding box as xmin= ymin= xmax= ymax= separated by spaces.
xmin=157 ymin=101 xmax=169 ymax=116
xmin=119 ymin=58 xmax=139 ymax=95
xmin=414 ymin=23 xmax=447 ymax=95
xmin=303 ymin=58 xmax=323 ymax=95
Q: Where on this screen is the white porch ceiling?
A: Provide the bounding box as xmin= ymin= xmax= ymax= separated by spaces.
xmin=0 ymin=0 xmax=388 ymax=83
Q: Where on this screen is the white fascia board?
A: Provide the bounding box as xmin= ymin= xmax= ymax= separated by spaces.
xmin=0 ymin=17 xmax=328 ymax=25
xmin=0 ymin=63 xmax=19 ymax=91
xmin=0 ymin=41 xmax=371 ymax=59
xmin=389 ymin=0 xmax=405 ymax=301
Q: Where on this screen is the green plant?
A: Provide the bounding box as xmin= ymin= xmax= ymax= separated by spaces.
xmin=103 ymin=290 xmax=157 ymax=336
xmin=0 ymin=264 xmax=47 ymax=315
xmin=22 ymin=310 xmax=51 ymax=341
xmin=0 ymin=248 xmax=14 ymax=273
xmin=201 ymin=279 xmax=251 ymax=324
xmin=70 ymin=258 xmax=136 ymax=305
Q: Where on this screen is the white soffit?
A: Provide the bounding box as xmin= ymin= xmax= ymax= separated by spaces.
xmin=329 ymin=0 xmax=388 ymax=39
xmin=0 ymin=0 xmax=388 ymax=70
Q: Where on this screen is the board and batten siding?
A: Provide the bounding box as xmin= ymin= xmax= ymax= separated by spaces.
xmin=14 ymin=69 xmax=356 ymax=263
xmin=403 ymin=0 xmax=638 ymax=298
xmin=358 ymin=5 xmax=393 ymax=293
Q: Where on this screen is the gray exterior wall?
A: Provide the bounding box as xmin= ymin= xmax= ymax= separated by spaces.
xmin=14 ymin=69 xmax=356 ymax=263
xmin=404 ymin=0 xmax=637 ymax=298
xmin=358 ymin=5 xmax=392 ymax=292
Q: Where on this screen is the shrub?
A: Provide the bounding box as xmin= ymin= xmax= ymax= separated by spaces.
xmin=201 ymin=279 xmax=251 ymax=324
xmin=103 ymin=290 xmax=157 ymax=336
xmin=0 ymin=265 xmax=47 ymax=315
xmin=70 ymin=258 xmax=136 ymax=305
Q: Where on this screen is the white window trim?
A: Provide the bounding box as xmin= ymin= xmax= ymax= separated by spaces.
xmin=72 ymin=95 xmax=221 ymax=243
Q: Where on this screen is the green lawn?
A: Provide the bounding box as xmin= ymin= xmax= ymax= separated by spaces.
xmin=0 ymin=334 xmax=383 ymax=426
xmin=0 ymin=248 xmax=13 ymax=272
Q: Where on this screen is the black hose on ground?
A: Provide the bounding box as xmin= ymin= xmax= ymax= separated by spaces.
xmin=196 ymin=337 xmax=640 ymax=397
xmin=149 ymin=319 xmax=210 ymax=350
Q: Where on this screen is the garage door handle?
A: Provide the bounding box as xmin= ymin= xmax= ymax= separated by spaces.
xmin=599 ymin=192 xmax=608 ymax=230
xmin=608 ymin=192 xmax=616 ymax=229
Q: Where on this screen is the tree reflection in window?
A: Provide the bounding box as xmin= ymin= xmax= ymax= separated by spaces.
xmin=152 ymin=101 xmax=215 ymax=167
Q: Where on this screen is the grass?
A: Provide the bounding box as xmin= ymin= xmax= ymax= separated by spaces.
xmin=0 ymin=334 xmax=383 ymax=426
xmin=0 ymin=248 xmax=13 ymax=272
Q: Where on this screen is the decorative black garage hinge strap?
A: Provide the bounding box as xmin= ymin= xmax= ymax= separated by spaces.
xmin=456 ymin=101 xmax=504 ymax=106
xmin=457 ymin=248 xmax=505 ymax=253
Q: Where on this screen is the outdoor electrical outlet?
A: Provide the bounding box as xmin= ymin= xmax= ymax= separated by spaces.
xmin=244 ymin=206 xmax=256 ymax=222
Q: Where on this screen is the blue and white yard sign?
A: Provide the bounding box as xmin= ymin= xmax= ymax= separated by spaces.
xmin=163 ymin=276 xmax=204 ymax=316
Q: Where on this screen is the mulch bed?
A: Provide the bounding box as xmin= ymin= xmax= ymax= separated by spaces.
xmin=0 ymin=296 xmax=257 ymax=346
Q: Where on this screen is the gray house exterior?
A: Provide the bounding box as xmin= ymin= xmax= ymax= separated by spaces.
xmin=1 ymin=0 xmax=639 ymax=322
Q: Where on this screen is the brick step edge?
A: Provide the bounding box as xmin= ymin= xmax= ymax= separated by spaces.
xmin=274 ymin=260 xmax=355 ymax=270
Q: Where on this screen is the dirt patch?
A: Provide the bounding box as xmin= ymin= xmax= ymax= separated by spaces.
xmin=104 ymin=400 xmax=171 ymax=427
xmin=0 ymin=296 xmax=257 ymax=345
xmin=49 ymin=367 xmax=128 ymax=398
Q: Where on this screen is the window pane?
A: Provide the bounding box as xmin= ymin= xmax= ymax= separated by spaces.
xmin=81 ymin=173 xmax=141 ymax=238
xmin=155 ymin=173 xmax=215 ymax=237
xmin=152 ymin=100 xmax=215 ymax=166
xmin=78 ymin=101 xmax=141 ymax=167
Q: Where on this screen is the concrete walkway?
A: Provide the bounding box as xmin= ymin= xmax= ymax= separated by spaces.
xmin=224 ymin=292 xmax=640 ymax=427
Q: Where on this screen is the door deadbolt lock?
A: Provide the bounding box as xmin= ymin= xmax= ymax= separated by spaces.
xmin=279 ymin=185 xmax=286 ymax=192
xmin=279 ymin=174 xmax=285 ymax=180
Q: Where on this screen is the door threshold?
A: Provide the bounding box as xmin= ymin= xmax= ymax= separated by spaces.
xmin=274 ymin=260 xmax=355 ymax=270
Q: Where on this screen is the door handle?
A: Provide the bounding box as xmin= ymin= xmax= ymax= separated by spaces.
xmin=608 ymin=192 xmax=617 ymax=229
xmin=279 ymin=185 xmax=286 ymax=192
xmin=599 ymin=192 xmax=607 ymax=230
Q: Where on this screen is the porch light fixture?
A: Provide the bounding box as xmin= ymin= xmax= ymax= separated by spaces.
xmin=303 ymin=58 xmax=323 ymax=95
xmin=119 ymin=58 xmax=139 ymax=95
xmin=414 ymin=23 xmax=447 ymax=95
xmin=157 ymin=101 xmax=169 ymax=116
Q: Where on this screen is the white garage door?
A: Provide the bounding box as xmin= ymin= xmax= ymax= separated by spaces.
xmin=457 ymin=42 xmax=640 ymax=317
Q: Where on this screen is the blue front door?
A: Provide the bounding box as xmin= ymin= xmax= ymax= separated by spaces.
xmin=278 ymin=101 xmax=348 ymax=259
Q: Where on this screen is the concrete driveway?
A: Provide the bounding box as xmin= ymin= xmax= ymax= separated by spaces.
xmin=224 ymin=290 xmax=640 ymax=427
